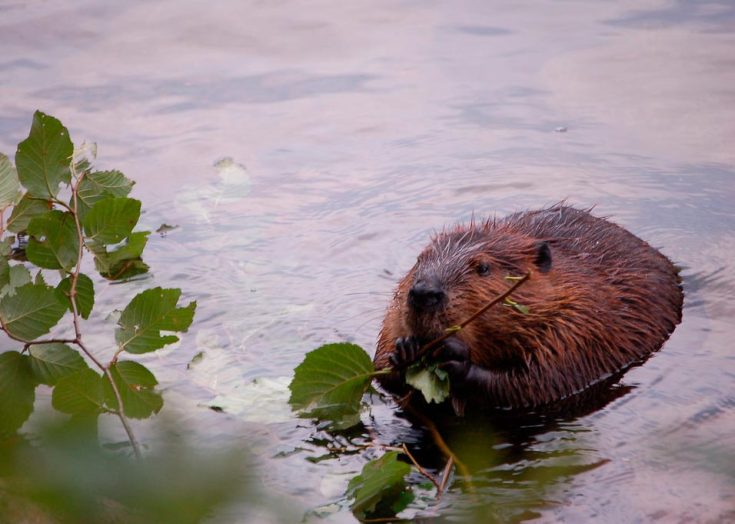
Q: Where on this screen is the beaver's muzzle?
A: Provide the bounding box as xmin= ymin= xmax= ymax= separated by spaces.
xmin=408 ymin=276 xmax=447 ymax=312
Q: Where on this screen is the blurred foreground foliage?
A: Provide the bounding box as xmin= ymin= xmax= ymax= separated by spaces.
xmin=0 ymin=420 xmax=250 ymax=524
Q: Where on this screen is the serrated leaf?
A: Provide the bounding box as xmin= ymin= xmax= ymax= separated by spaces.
xmin=107 ymin=231 xmax=148 ymax=262
xmin=15 ymin=111 xmax=73 ymax=199
xmin=0 ymin=153 xmax=21 ymax=208
xmin=346 ymin=451 xmax=413 ymax=519
xmin=0 ymin=238 xmax=11 ymax=258
xmin=52 ymin=368 xmax=105 ymax=415
xmin=115 ymin=287 xmax=196 ymax=354
xmin=92 ymin=231 xmax=150 ymax=280
xmin=6 ymin=194 xmax=52 ymax=233
xmin=57 ymin=273 xmax=94 ymax=319
xmin=82 ymin=197 xmax=141 ymax=244
xmin=76 ymin=170 xmax=134 ymax=219
xmin=28 ymin=343 xmax=89 ymax=386
xmin=72 ymin=141 xmax=96 ymax=176
xmin=34 ymin=270 xmax=46 ymax=286
xmin=390 ymin=490 xmax=416 ymax=515
xmin=0 ymin=283 xmax=66 ymax=340
xmin=0 ymin=351 xmax=36 ymax=437
xmin=288 ymin=343 xmax=374 ymax=430
xmin=0 ymin=264 xmax=32 ymax=299
xmin=405 ymin=364 xmax=450 ymax=404
xmin=100 ymin=258 xmax=150 ymax=281
xmin=26 ymin=210 xmax=79 ymax=270
xmin=104 ymin=360 xmax=163 ymax=419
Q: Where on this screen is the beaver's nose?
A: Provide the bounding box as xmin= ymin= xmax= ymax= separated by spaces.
xmin=408 ymin=279 xmax=446 ymax=312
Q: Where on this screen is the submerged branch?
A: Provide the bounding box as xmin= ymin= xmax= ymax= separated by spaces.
xmin=403 ymin=402 xmax=475 ymax=493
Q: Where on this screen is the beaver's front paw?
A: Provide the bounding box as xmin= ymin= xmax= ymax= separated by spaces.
xmin=389 ymin=336 xmax=423 ymax=368
xmin=435 ymin=336 xmax=472 ymax=385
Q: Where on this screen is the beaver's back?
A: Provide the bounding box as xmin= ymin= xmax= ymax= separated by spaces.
xmin=506 ymin=206 xmax=677 ymax=279
xmin=504 ymin=206 xmax=682 ymax=334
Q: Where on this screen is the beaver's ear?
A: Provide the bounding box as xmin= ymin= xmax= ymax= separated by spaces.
xmin=534 ymin=241 xmax=552 ymax=273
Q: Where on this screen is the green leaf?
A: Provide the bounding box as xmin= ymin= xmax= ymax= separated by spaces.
xmin=52 ymin=368 xmax=105 ymax=415
xmin=0 ymin=153 xmax=21 ymax=208
xmin=26 ymin=210 xmax=79 ymax=270
xmin=288 ymin=343 xmax=374 ymax=430
xmin=115 ymin=287 xmax=196 ymax=354
xmin=15 ymin=111 xmax=73 ymax=199
xmin=0 ymin=351 xmax=37 ymax=437
xmin=104 ymin=360 xmax=163 ymax=419
xmin=76 ymin=170 xmax=134 ymax=219
xmin=99 ymin=258 xmax=149 ymax=281
xmin=0 ymin=238 xmax=11 ymax=258
xmin=72 ymin=141 xmax=96 ymax=176
xmin=0 ymin=259 xmax=7 ymax=291
xmin=57 ymin=273 xmax=94 ymax=319
xmin=389 ymin=490 xmax=416 ymax=515
xmin=107 ymin=231 xmax=148 ymax=261
xmin=405 ymin=364 xmax=450 ymax=404
xmin=513 ymin=303 xmax=530 ymax=314
xmin=28 ymin=343 xmax=89 ymax=386
xmin=82 ymin=197 xmax=141 ymax=244
xmin=0 ymin=264 xmax=32 ymax=298
xmin=504 ymin=297 xmax=530 ymax=314
xmin=91 ymin=231 xmax=150 ymax=280
xmin=346 ymin=451 xmax=413 ymax=519
xmin=0 ymin=283 xmax=67 ymax=340
xmin=6 ymin=194 xmax=52 ymax=233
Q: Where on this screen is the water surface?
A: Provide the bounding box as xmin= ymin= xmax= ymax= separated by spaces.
xmin=1 ymin=0 xmax=734 ymax=521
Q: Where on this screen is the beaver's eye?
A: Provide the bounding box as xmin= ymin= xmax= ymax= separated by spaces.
xmin=476 ymin=263 xmax=490 ymax=276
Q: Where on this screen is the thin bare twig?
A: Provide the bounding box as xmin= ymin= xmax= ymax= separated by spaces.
xmin=0 ymin=326 xmax=77 ymax=349
xmin=84 ymin=340 xmax=141 ymax=458
xmin=67 ymin=162 xmax=142 ymax=459
xmin=404 ymin=404 xmax=475 ymax=493
xmin=401 ymin=443 xmax=441 ymax=492
xmin=67 ymin=168 xmax=87 ymax=343
xmin=438 ymin=456 xmax=454 ymax=494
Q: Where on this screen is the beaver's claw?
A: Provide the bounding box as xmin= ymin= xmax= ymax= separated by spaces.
xmin=435 ymin=336 xmax=472 ymax=384
xmin=389 ymin=336 xmax=422 ymax=367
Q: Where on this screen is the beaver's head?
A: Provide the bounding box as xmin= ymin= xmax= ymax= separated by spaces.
xmin=400 ymin=224 xmax=554 ymax=366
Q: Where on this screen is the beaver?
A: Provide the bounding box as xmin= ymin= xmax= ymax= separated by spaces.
xmin=374 ymin=204 xmax=683 ymax=412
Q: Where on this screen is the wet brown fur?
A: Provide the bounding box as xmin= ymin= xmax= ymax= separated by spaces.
xmin=374 ymin=204 xmax=683 ymax=409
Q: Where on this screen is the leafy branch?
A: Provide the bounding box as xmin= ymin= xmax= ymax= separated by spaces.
xmin=0 ymin=111 xmax=196 ymax=457
xmin=287 ymin=274 xmax=531 ymax=519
